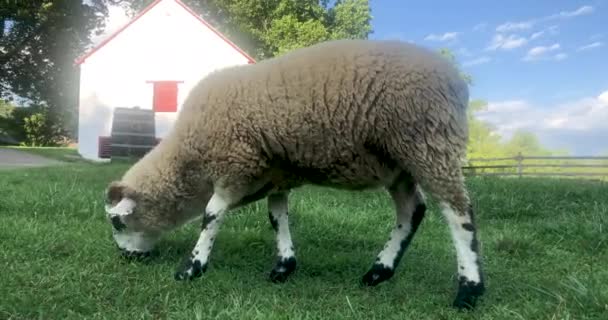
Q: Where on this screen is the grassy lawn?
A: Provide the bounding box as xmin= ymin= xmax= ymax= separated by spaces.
xmin=0 ymin=162 xmax=606 ymax=319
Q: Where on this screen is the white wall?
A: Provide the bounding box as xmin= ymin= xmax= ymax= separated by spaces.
xmin=77 ymin=0 xmax=251 ymax=161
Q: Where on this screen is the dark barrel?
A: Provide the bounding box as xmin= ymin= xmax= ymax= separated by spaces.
xmin=110 ymin=107 xmax=157 ymax=158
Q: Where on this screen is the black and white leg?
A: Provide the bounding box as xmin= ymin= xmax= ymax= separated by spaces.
xmin=440 ymin=202 xmax=485 ymax=309
xmin=267 ymin=192 xmax=296 ymax=283
xmin=362 ymin=182 xmax=426 ymax=286
xmin=174 ymin=192 xmax=230 ymax=280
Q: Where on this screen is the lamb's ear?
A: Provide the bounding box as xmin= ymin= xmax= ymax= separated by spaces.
xmin=104 ymin=181 xmax=137 ymax=216
xmin=105 ymin=181 xmax=126 ymax=205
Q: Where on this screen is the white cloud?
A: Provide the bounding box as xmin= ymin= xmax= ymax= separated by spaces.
xmin=541 ymin=5 xmax=595 ymax=22
xmin=545 ymin=25 xmax=559 ymax=34
xmin=530 ymin=31 xmax=545 ymax=40
xmin=496 ymin=21 xmax=534 ymax=33
xmin=487 ymin=34 xmax=528 ymax=50
xmin=424 ymin=32 xmax=461 ymax=42
xmin=476 ymin=100 xmax=541 ymax=138
xmin=527 ymin=43 xmax=560 ymax=55
xmin=494 ymin=5 xmax=595 ymax=32
xmin=554 ymin=53 xmax=568 ymax=61
xmin=590 ymin=34 xmax=603 ymax=41
xmin=473 ymin=23 xmax=487 ymax=32
xmin=529 ymin=26 xmax=559 ymax=40
xmin=542 ymin=93 xmax=608 ymax=131
xmin=485 ymin=100 xmax=531 ymax=113
xmin=523 ymin=43 xmax=561 ymax=61
xmin=599 ymin=91 xmax=608 ymax=104
xmin=486 ymin=25 xmax=559 ymax=52
xmin=576 ymin=41 xmax=604 ymax=51
xmin=462 ymin=56 xmax=492 ymax=67
xmin=491 ymin=5 xmax=594 ymax=49
xmin=555 ymin=5 xmax=594 ymax=18
xmin=476 ymin=91 xmax=608 ymax=154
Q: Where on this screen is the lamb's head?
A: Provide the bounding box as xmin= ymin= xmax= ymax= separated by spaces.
xmin=103 ymin=181 xmax=162 ymax=259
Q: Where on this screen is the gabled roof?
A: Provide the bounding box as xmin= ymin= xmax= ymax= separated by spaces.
xmin=74 ymin=0 xmax=256 ymax=65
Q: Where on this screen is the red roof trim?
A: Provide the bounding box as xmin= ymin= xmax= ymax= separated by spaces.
xmin=74 ymin=0 xmax=256 ymax=65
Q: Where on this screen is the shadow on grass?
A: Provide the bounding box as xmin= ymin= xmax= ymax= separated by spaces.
xmin=117 ymin=221 xmax=449 ymax=292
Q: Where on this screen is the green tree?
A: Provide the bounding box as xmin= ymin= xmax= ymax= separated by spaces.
xmin=23 ymin=112 xmax=48 ymax=147
xmin=1 ymin=1 xmax=121 ymax=140
xmin=0 ymin=99 xmax=18 ymax=144
xmin=263 ymin=14 xmax=330 ymax=56
xmin=0 ymin=100 xmax=55 ymax=145
xmin=504 ymin=129 xmax=552 ymax=156
xmin=326 ymin=0 xmax=373 ymax=40
xmin=438 ymin=47 xmax=473 ymax=85
xmin=21 ymin=107 xmax=68 ymax=146
xmin=0 ymin=99 xmax=13 ymax=119
xmin=0 ymin=99 xmax=29 ymax=144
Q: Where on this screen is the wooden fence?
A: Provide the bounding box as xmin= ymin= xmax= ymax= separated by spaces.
xmin=462 ymin=153 xmax=608 ymax=179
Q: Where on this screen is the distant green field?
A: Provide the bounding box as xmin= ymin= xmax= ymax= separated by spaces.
xmin=0 ymin=162 xmax=606 ymax=319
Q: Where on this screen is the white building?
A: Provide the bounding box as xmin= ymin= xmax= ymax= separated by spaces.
xmin=74 ymin=0 xmax=255 ymax=161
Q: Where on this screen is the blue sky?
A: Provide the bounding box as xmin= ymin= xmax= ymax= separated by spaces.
xmin=369 ymin=0 xmax=608 ymax=155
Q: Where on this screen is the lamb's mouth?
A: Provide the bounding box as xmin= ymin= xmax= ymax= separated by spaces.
xmin=119 ymin=247 xmax=152 ymax=260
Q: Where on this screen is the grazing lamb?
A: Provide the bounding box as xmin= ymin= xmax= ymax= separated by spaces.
xmin=103 ymin=39 xmax=485 ymax=309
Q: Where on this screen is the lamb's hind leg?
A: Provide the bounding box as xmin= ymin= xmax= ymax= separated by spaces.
xmin=416 ymin=165 xmax=485 ymax=309
xmin=441 ymin=199 xmax=485 ymax=309
xmin=362 ymin=174 xmax=426 ymax=286
xmin=267 ymin=192 xmax=296 ymax=283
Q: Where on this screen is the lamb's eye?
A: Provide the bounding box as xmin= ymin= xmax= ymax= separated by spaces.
xmin=110 ymin=216 xmax=127 ymax=232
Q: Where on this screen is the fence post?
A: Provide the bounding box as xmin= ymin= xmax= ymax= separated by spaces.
xmin=516 ymin=152 xmax=523 ymax=178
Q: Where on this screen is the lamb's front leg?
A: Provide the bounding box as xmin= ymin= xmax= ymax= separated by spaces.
xmin=362 ymin=180 xmax=426 ymax=286
xmin=267 ymin=192 xmax=296 ymax=283
xmin=174 ymin=193 xmax=229 ymax=280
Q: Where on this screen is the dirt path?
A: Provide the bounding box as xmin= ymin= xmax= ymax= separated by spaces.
xmin=0 ymin=148 xmax=64 ymax=168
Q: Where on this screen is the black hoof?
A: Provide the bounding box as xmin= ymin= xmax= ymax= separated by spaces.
xmin=361 ymin=263 xmax=394 ymax=286
xmin=174 ymin=258 xmax=206 ymax=281
xmin=269 ymin=256 xmax=296 ymax=283
xmin=452 ymin=277 xmax=485 ymax=310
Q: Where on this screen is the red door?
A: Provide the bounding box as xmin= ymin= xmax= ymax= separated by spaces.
xmin=149 ymin=80 xmax=182 ymax=112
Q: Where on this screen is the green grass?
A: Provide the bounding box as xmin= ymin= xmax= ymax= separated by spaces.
xmin=1 ymin=162 xmax=607 ymax=319
xmin=0 ymin=146 xmax=83 ymax=163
